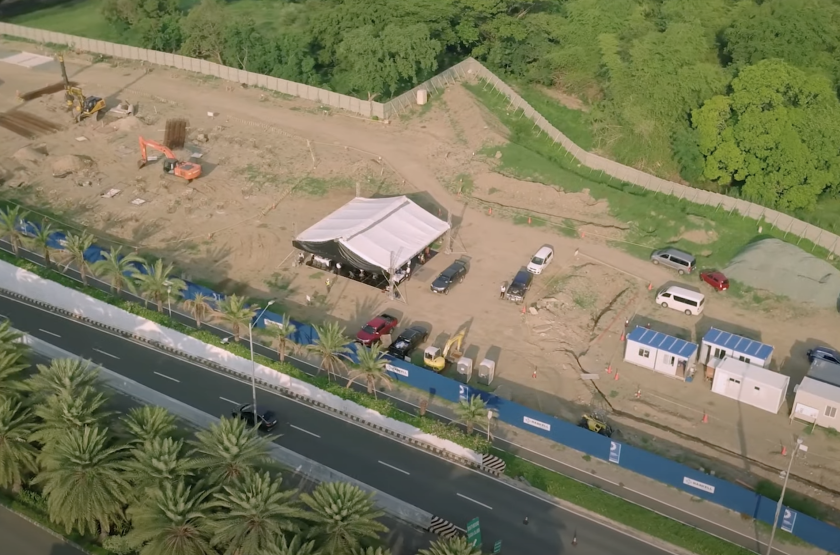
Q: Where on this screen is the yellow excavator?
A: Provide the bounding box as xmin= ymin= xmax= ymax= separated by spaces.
xmin=58 ymin=55 xmax=105 ymax=122
xmin=423 ymin=330 xmax=465 ymax=372
xmin=578 ymin=413 xmax=614 ymax=438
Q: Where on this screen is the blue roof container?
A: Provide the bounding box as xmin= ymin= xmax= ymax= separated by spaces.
xmin=702 ymin=328 xmax=773 ymax=361
xmin=627 ymin=327 xmax=697 ymax=358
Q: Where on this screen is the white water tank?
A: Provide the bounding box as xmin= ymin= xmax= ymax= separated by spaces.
xmin=416 ymin=89 xmax=428 ymax=105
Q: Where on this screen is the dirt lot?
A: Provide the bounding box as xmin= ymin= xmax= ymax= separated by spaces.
xmin=3 ymin=45 xmax=840 ymax=516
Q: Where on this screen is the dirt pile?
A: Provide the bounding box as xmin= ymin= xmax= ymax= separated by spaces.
xmin=51 ymin=154 xmax=96 ymax=177
xmin=12 ymin=145 xmax=46 ymax=165
xmin=109 ymin=115 xmax=143 ymax=132
xmin=725 ymin=238 xmax=840 ymax=307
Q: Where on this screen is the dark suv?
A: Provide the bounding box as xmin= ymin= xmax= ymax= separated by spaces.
xmin=387 ymin=326 xmax=429 ymax=360
xmin=505 ymin=270 xmax=533 ymax=304
xmin=232 ymin=404 xmax=278 ymax=431
xmin=430 ymin=259 xmax=469 ymax=295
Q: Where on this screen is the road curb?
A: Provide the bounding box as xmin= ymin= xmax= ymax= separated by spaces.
xmin=0 ymin=505 xmax=92 ymax=555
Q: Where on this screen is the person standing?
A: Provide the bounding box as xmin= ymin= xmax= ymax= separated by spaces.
xmin=499 ymin=282 xmax=507 ymax=299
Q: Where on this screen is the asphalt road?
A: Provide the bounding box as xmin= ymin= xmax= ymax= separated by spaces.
xmin=0 ymin=506 xmax=86 ymax=555
xmin=1 ymin=293 xmax=677 ymax=555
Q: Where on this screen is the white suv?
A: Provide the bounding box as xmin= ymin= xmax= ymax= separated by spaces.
xmin=527 ymin=245 xmax=554 ymax=274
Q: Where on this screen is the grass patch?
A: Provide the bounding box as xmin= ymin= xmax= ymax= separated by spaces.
xmin=512 ymin=213 xmax=546 ymax=227
xmin=755 ymin=480 xmax=824 ymax=520
xmin=295 ymin=177 xmax=353 ymax=196
xmin=7 ymin=0 xmax=119 ymax=42
xmin=465 ymin=81 xmax=840 ymax=272
xmin=448 ymin=173 xmax=474 ymax=196
xmin=515 ymin=84 xmax=595 ymax=150
xmin=495 ymin=451 xmax=765 ymax=555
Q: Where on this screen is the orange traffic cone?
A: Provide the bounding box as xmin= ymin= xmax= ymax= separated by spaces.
xmin=648 ymin=282 xmax=653 ymax=291
xmin=528 ymin=216 xmax=532 ymax=224
xmin=581 ymin=231 xmax=586 ymax=238
xmin=781 ymin=445 xmax=787 ymax=456
xmin=521 ymin=305 xmax=526 ymax=314
xmin=614 ymin=371 xmax=619 ymax=381
xmin=488 ymin=207 xmax=492 ymax=215
xmin=606 ymin=365 xmax=612 ymax=374
xmin=620 ymin=332 xmax=625 ymax=341
xmin=702 ymin=412 xmax=708 ymax=423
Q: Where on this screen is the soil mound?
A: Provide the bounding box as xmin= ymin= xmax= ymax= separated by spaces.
xmin=51 ymin=154 xmax=95 ymax=176
xmin=13 ymin=145 xmax=46 ymax=164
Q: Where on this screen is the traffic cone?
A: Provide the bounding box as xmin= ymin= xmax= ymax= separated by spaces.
xmin=521 ymin=305 xmax=526 ymax=314
xmin=781 ymin=445 xmax=787 ymax=456
xmin=620 ymin=331 xmax=625 ymax=341
xmin=606 ymin=365 xmax=612 ymax=374
xmin=702 ymin=412 xmax=708 ymax=423
xmin=648 ymin=282 xmax=653 ymax=291
xmin=528 ymin=216 xmax=532 ymax=224
xmin=532 ymin=370 xmax=537 ymax=379
xmin=581 ymin=231 xmax=586 ymax=238
xmin=488 ymin=207 xmax=492 ymax=215
xmin=614 ymin=371 xmax=619 ymax=381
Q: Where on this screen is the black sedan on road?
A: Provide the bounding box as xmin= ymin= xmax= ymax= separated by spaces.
xmin=430 ymin=259 xmax=469 ymax=295
xmin=233 ymin=404 xmax=278 ymax=431
xmin=387 ymin=326 xmax=430 ymax=360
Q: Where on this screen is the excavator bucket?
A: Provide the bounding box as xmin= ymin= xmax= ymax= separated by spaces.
xmin=137 ymin=159 xmax=147 ymax=169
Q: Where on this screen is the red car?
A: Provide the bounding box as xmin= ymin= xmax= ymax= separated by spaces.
xmin=355 ymin=313 xmax=399 ymax=346
xmin=700 ymin=270 xmax=729 ymax=291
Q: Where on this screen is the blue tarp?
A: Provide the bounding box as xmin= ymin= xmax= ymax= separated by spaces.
xmin=627 ymin=326 xmax=698 ymax=358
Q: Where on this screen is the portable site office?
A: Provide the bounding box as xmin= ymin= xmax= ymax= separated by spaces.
xmin=624 ymin=327 xmax=698 ymax=379
xmin=710 ymin=356 xmax=789 ymax=414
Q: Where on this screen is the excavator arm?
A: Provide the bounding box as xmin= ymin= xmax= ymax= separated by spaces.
xmin=137 ymin=136 xmax=202 ymax=181
xmin=138 ymin=136 xmax=176 ymax=163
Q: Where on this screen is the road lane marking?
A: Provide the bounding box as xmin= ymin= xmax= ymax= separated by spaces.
xmin=92 ymin=348 xmax=119 ymax=359
xmin=290 ymin=424 xmax=321 ymax=438
xmin=38 ymin=328 xmax=61 ymax=338
xmin=219 ymin=397 xmax=240 ymax=405
xmin=153 ymin=371 xmax=180 ymax=383
xmin=378 ymin=460 xmax=409 ymax=475
xmin=457 ymin=493 xmax=493 ymax=510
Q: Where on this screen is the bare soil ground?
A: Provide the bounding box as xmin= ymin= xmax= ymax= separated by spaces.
xmin=3 ymin=44 xmax=840 ymax=518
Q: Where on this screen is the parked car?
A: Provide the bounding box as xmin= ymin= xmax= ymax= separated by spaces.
xmin=808 ymin=346 xmax=840 ymax=366
xmin=650 ymin=247 xmax=696 ymax=274
xmin=700 ymin=270 xmax=729 ymax=291
xmin=356 ymin=313 xmax=399 ymax=346
xmin=430 ymin=259 xmax=469 ymax=295
xmin=387 ymin=326 xmax=430 ymax=360
xmin=232 ymin=404 xmax=278 ymax=431
xmin=527 ymin=245 xmax=554 ymax=275
xmin=505 ymin=269 xmax=533 ymax=303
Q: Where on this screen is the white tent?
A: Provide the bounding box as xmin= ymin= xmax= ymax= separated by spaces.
xmin=293 ymin=196 xmax=450 ymax=273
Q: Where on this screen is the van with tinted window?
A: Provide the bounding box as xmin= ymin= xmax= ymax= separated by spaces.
xmin=655 ymin=286 xmax=705 ymax=315
xmin=650 ymin=248 xmax=696 ymax=275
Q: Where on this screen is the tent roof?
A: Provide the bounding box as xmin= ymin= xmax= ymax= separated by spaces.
xmin=294 ymin=196 xmax=450 ymax=272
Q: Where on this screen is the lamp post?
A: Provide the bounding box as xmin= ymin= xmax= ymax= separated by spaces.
xmin=166 ymin=285 xmax=172 ymax=317
xmin=766 ymin=437 xmax=804 ymax=555
xmin=486 ymin=410 xmax=493 ymax=442
xmin=249 ymin=300 xmax=275 ymax=428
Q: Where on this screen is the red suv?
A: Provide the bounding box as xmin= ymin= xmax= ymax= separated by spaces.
xmin=355 ymin=313 xmax=399 ymax=346
xmin=700 ymin=271 xmax=729 ymax=291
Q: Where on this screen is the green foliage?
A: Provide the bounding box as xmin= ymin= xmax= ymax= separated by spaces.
xmin=189 ymin=416 xmax=271 ymax=486
xmin=301 ymin=481 xmax=387 ymax=554
xmin=347 ymin=343 xmax=392 ymax=397
xmin=418 ymin=536 xmax=481 ymax=555
xmin=0 ymin=398 xmax=39 ymax=491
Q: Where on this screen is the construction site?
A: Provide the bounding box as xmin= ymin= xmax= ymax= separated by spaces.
xmin=3 ymin=42 xmax=840 ymax=531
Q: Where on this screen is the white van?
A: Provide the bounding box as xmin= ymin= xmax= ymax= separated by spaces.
xmin=656 ymin=286 xmax=705 ymax=315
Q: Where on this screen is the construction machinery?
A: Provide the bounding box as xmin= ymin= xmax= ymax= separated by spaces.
xmin=137 ymin=136 xmax=202 ymax=181
xmin=58 ymin=55 xmax=105 ymax=122
xmin=578 ymin=413 xmax=614 ymax=438
xmin=423 ymin=330 xmax=465 ymax=372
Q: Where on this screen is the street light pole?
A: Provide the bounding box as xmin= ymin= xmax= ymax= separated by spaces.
xmin=766 ymin=437 xmax=803 ymax=555
xmin=166 ymin=286 xmax=172 ymax=317
xmin=249 ymin=300 xmax=275 ymax=428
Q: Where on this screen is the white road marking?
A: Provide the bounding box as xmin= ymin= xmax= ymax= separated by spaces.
xmin=92 ymin=348 xmax=119 ymax=359
xmin=378 ymin=460 xmax=409 ymax=475
xmin=153 ymin=371 xmax=180 ymax=383
xmin=290 ymin=424 xmax=321 ymax=438
xmin=219 ymin=397 xmax=240 ymax=405
xmin=457 ymin=493 xmax=493 ymax=510
xmin=38 ymin=328 xmax=61 ymax=338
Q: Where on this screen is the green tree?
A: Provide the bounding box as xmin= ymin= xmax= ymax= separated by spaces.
xmin=264 ymin=314 xmax=299 ymax=363
xmin=182 ymin=293 xmax=215 ymax=328
xmin=209 ymin=470 xmax=308 ymax=554
xmin=418 ymin=536 xmax=482 ymax=555
xmin=308 ymin=322 xmax=351 ymax=380
xmin=180 ymin=0 xmax=227 ymax=63
xmin=33 ymin=425 xmax=131 ymax=537
xmin=0 ymin=349 xmax=28 ymax=401
xmin=455 ymin=394 xmax=486 ymax=434
xmin=350 ymin=548 xmax=391 ymax=555
xmin=0 ymin=398 xmax=39 ymax=492
xmin=93 ymin=246 xmax=145 ymax=295
xmin=346 ymin=343 xmax=392 ymax=397
xmin=190 ymin=416 xmax=270 ymax=486
xmin=132 ymin=259 xmax=186 ymax=312
xmin=220 ymin=19 xmax=274 ymax=72
xmin=57 ymin=231 xmax=95 ymax=285
xmin=121 ymin=405 xmax=177 ymax=443
xmin=214 ymin=295 xmax=256 ymax=342
xmin=26 ymin=358 xmax=99 ymax=401
xmin=0 ymin=206 xmax=28 ymax=255
xmin=301 ymin=482 xmax=387 ymax=554
xmin=266 ymin=535 xmax=320 ymax=555
xmin=0 ymin=320 xmax=24 ymax=354
xmin=25 ymin=221 xmax=57 ymax=267
xmin=123 ymin=437 xmax=195 ymax=494
xmin=31 ymin=387 xmax=111 ymax=450
xmin=123 ymin=480 xmax=214 ymax=555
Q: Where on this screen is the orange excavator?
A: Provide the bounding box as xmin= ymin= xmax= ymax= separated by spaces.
xmin=137 ymin=136 xmax=202 ymax=181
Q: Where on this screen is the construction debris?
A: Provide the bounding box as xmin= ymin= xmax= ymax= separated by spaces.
xmin=107 ymin=100 xmax=135 ymax=119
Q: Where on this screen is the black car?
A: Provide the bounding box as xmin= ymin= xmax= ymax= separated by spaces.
xmin=232 ymin=404 xmax=278 ymax=431
xmin=430 ymin=259 xmax=469 ymax=294
xmin=387 ymin=326 xmax=430 ymax=360
xmin=808 ymin=347 xmax=840 ymax=366
xmin=505 ymin=269 xmax=533 ymax=303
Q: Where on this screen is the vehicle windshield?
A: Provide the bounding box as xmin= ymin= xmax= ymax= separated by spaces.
xmin=362 ymin=325 xmax=378 ymax=334
xmin=531 ymin=256 xmax=544 ymax=265
xmin=262 ymin=411 xmax=276 ymax=420
xmin=437 ymin=275 xmax=452 ymax=283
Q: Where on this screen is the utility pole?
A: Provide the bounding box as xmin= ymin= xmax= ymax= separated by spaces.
xmin=766 ymin=437 xmax=803 ymax=555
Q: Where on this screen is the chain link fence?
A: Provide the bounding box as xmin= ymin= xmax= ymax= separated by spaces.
xmin=2 ymin=23 xmax=837 ymax=256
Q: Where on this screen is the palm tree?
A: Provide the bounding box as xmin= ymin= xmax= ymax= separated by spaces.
xmin=0 ymin=349 xmax=28 ymax=401
xmin=182 ymin=293 xmax=215 ymax=328
xmin=26 ymin=358 xmax=99 ymax=401
xmin=266 ymin=535 xmax=320 ymax=555
xmin=190 ymin=416 xmax=270 ymax=486
xmin=93 ymin=246 xmax=145 ymax=295
xmin=25 ymin=221 xmax=56 ymax=267
xmin=123 ymin=479 xmax=214 ymax=555
xmin=0 ymin=317 xmax=25 ymax=354
xmin=57 ymin=231 xmax=95 ymax=285
xmin=350 ymin=547 xmax=392 ymax=555
xmin=33 ymin=425 xmax=131 ymax=537
xmin=121 ymin=405 xmax=177 ymax=443
xmin=208 ymin=470 xmax=308 ymax=555
xmin=214 ymin=295 xmax=256 ymax=341
xmin=30 ymin=386 xmax=111 ymax=451
xmin=123 ymin=437 xmax=195 ymax=495
xmin=0 ymin=398 xmax=39 ymax=492
xmin=346 ymin=343 xmax=392 ymax=398
xmin=0 ymin=206 xmax=27 ymax=255
xmin=455 ymin=395 xmax=487 ymax=435
xmin=132 ymin=259 xmax=186 ymax=312
xmin=418 ymin=536 xmax=482 ymax=555
xmin=301 ymin=482 xmax=387 ymax=554
xmin=308 ymin=322 xmax=351 ymax=380
xmin=264 ymin=314 xmax=299 ymax=363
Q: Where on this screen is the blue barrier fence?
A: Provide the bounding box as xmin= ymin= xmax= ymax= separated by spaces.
xmin=7 ymin=213 xmax=840 ymax=553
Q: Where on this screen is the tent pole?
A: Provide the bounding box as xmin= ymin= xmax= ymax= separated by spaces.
xmin=445 ymin=212 xmax=453 ymax=255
